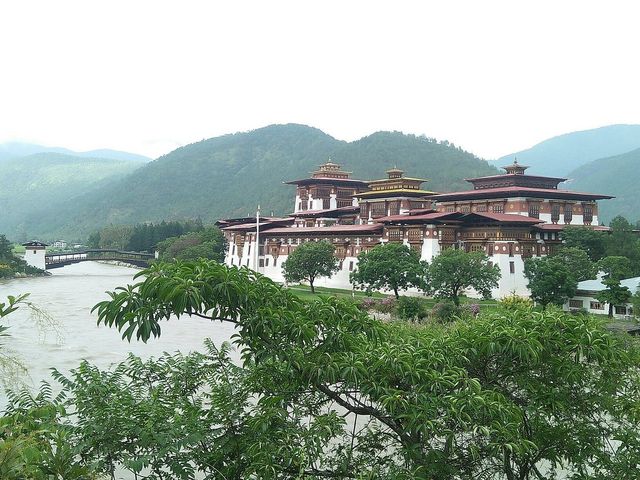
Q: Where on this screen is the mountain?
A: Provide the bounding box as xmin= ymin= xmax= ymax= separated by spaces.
xmin=493 ymin=124 xmax=640 ymax=177
xmin=568 ymin=147 xmax=640 ymax=223
xmin=0 ymin=153 xmax=145 ymax=241
xmin=16 ymin=124 xmax=499 ymax=240
xmin=0 ymin=141 xmax=151 ymax=163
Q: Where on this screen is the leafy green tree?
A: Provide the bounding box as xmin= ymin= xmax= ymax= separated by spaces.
xmin=561 ymin=226 xmax=607 ymax=260
xmin=282 ymin=241 xmax=339 ymax=293
xmin=524 ymin=256 xmax=578 ymax=309
xmin=86 ymin=260 xmax=640 ymax=479
xmin=597 ymin=255 xmax=633 ymax=281
xmin=605 ymin=216 xmax=640 ymax=274
xmin=428 ymin=248 xmax=500 ymax=306
xmin=552 ymin=246 xmax=595 ymax=281
xmin=597 ymin=278 xmax=632 ymax=318
xmin=631 ymin=288 xmax=640 ymax=318
xmin=350 ymin=242 xmax=428 ymax=298
xmin=157 ymin=227 xmax=226 ymax=262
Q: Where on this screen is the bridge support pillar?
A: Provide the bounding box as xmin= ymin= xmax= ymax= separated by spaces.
xmin=22 ymin=241 xmax=48 ymax=271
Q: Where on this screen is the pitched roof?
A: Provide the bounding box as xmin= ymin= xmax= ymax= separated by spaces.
xmin=263 ymin=224 xmax=383 ymax=235
xmin=431 ymin=186 xmax=614 ymax=201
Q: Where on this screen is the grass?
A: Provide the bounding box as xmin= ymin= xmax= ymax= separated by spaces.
xmin=286 ymin=284 xmax=388 ymax=302
xmin=285 ymin=284 xmax=501 ymax=309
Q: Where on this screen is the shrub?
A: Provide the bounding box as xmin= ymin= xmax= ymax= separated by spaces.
xmin=499 ymin=294 xmax=533 ymax=311
xmin=374 ymin=297 xmax=397 ymax=314
xmin=358 ymin=297 xmax=378 ymax=311
xmin=397 ymin=296 xmax=428 ymax=322
xmin=430 ymin=301 xmax=459 ymax=323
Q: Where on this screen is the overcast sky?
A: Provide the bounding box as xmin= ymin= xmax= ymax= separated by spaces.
xmin=1 ymin=0 xmax=638 ymax=160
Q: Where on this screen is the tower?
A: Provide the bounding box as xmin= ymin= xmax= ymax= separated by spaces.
xmin=22 ymin=241 xmax=48 ymax=271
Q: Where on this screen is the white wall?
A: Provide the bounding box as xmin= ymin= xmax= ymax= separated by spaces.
xmin=23 ymin=248 xmax=46 ymax=271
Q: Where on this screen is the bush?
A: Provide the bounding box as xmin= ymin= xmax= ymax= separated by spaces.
xmin=397 ymin=296 xmax=428 ymax=322
xmin=430 ymin=301 xmax=459 ymax=323
xmin=499 ymin=294 xmax=533 ymax=311
xmin=358 ymin=297 xmax=378 ymax=312
xmin=374 ymin=297 xmax=397 ymax=314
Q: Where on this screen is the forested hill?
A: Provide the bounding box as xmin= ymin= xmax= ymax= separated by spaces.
xmin=493 ymin=124 xmax=640 ymax=177
xmin=22 ymin=124 xmax=498 ymax=239
xmin=568 ymin=147 xmax=640 ymax=223
xmin=0 ymin=153 xmax=144 ymax=241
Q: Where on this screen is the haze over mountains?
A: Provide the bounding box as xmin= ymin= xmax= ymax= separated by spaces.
xmin=3 ymin=123 xmax=640 ymax=242
xmin=494 ymin=124 xmax=640 ymax=177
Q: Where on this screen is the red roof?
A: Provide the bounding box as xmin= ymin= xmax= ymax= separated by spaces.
xmin=291 ymin=206 xmax=359 ymax=217
xmin=431 ymin=186 xmax=614 ymax=201
xmin=535 ymin=224 xmax=610 ymax=231
xmin=376 ymin=212 xmax=461 ymax=223
xmin=465 ymin=212 xmax=544 ymax=224
xmin=263 ymin=224 xmax=383 ymax=235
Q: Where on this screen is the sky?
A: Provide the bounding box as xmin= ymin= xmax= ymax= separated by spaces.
xmin=1 ymin=0 xmax=638 ymax=160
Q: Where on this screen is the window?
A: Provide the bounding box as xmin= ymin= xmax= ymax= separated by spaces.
xmin=615 ymin=305 xmax=627 ymax=315
xmin=259 ymin=259 xmax=264 ymax=267
xmin=509 ymin=261 xmax=515 ymax=274
xmin=492 ymin=204 xmax=504 ymax=214
xmin=265 ymin=258 xmax=269 ymax=267
xmin=371 ymin=202 xmax=387 ymax=217
xmin=551 ymin=204 xmax=560 ymax=223
xmin=349 ymin=261 xmax=354 ymax=271
xmin=583 ymin=204 xmax=593 ymax=223
xmin=446 ymin=205 xmax=455 ymax=213
xmin=590 ymin=301 xmax=604 ymax=310
xmin=388 ymin=229 xmax=403 ymax=241
xmin=476 ymin=204 xmax=487 ymax=212
xmin=460 ymin=205 xmax=470 ymax=213
xmin=564 ymin=204 xmax=573 ymax=223
xmin=569 ymin=299 xmax=583 ymax=308
xmin=528 ymin=203 xmax=540 ymax=219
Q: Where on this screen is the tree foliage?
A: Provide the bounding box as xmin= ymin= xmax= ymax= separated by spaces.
xmin=156 ymin=226 xmax=226 ymax=262
xmin=552 ymin=246 xmax=595 ymax=282
xmin=523 ymin=256 xmax=578 ymax=309
xmin=350 ymin=243 xmax=428 ymax=298
xmin=561 ymin=226 xmax=608 ymax=261
xmin=597 ymin=255 xmax=633 ymax=282
xmin=596 ymin=278 xmax=632 ymax=318
xmin=428 ymin=248 xmax=500 ymax=306
xmin=282 ymin=241 xmax=340 ymax=293
xmin=79 ymin=260 xmax=640 ymax=479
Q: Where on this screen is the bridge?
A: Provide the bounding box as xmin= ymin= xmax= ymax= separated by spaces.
xmin=44 ymin=249 xmax=155 ymax=270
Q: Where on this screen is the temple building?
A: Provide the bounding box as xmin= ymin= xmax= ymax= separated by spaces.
xmin=219 ymin=160 xmax=613 ymax=298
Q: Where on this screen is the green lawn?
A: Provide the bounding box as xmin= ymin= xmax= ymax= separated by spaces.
xmin=285 ymin=284 xmax=501 ymax=308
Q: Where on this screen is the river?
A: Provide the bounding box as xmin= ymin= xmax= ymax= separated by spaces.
xmin=0 ymin=261 xmax=236 ymax=405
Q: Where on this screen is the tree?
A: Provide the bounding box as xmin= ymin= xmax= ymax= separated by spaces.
xmin=350 ymin=242 xmax=428 ymax=298
xmin=428 ymin=248 xmax=500 ymax=306
xmin=561 ymin=226 xmax=607 ymax=261
xmin=523 ymin=256 xmax=578 ymax=309
xmin=605 ymin=216 xmax=640 ymax=274
xmin=282 ymin=241 xmax=339 ymax=293
xmin=597 ymin=256 xmax=633 ymax=281
xmin=84 ymin=260 xmax=640 ymax=479
xmin=157 ymin=226 xmax=226 ymax=262
xmin=597 ymin=278 xmax=632 ymax=317
xmin=552 ymin=246 xmax=595 ymax=282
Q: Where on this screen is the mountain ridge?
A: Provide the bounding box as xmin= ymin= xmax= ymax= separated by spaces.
xmin=12 ymin=124 xmax=499 ymax=240
xmin=493 ymin=124 xmax=640 ymax=177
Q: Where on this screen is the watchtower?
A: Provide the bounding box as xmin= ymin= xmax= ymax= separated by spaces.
xmin=22 ymin=241 xmax=48 ymax=270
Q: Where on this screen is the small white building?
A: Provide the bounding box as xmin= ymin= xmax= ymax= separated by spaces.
xmin=22 ymin=241 xmax=48 ymax=271
xmin=565 ymin=275 xmax=640 ymax=319
xmin=52 ymin=240 xmax=67 ymax=249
